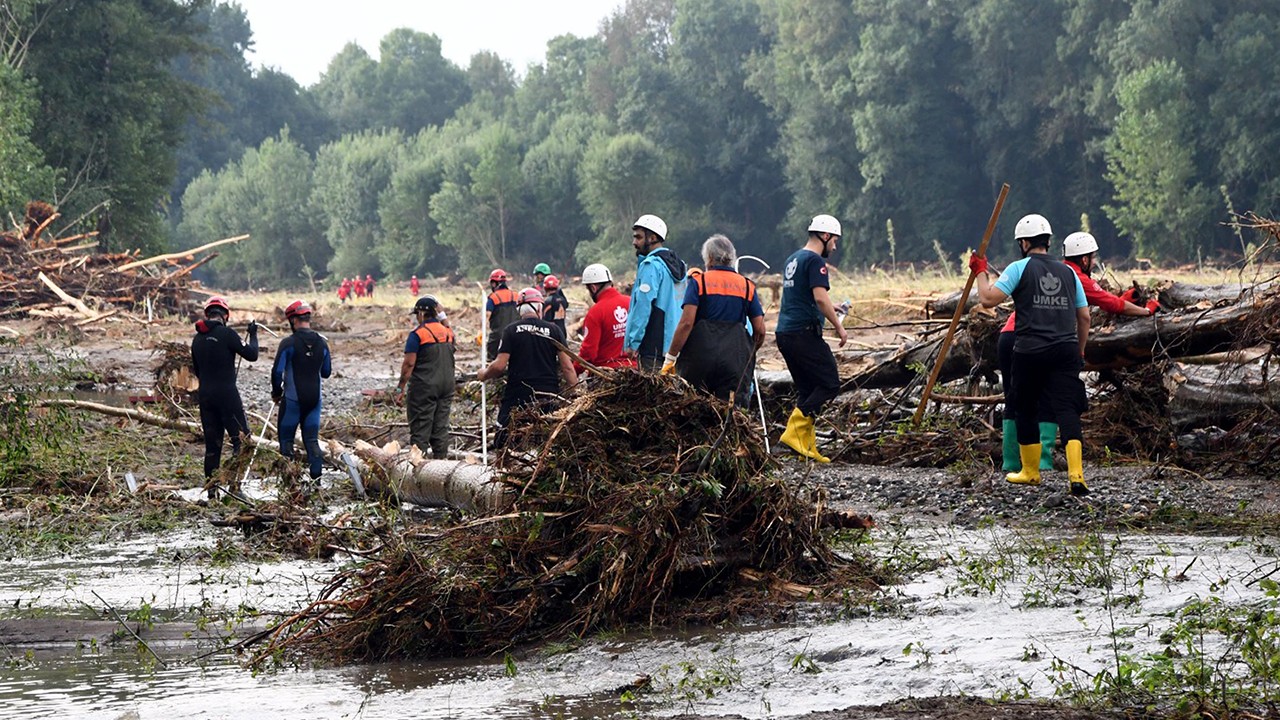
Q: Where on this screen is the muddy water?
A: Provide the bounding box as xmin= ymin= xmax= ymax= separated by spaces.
xmin=0 ymin=526 xmax=1271 ymax=719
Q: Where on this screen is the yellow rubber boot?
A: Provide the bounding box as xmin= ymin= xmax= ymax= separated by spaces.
xmin=1005 ymin=444 xmax=1042 ymax=485
xmin=800 ymin=413 xmax=831 ymax=463
xmin=779 ymin=408 xmax=806 ymax=456
xmin=1066 ymin=439 xmax=1089 ymax=497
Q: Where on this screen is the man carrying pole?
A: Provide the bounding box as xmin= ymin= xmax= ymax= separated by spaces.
xmin=973 ymin=214 xmax=1091 ymax=496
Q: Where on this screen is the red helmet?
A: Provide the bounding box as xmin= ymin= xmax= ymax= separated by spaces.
xmin=204 ymin=296 xmax=230 ymax=314
xmin=284 ymin=300 xmax=312 ymax=319
xmin=517 ymin=287 xmax=544 ymax=305
xmin=489 ymin=268 xmax=509 ymax=283
xmin=542 ymin=274 xmax=560 ymax=290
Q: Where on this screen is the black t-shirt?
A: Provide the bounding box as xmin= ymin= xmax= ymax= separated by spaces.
xmin=497 ymin=317 xmax=565 ymax=397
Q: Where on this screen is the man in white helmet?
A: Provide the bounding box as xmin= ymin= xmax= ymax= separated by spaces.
xmin=972 ymin=214 xmax=1091 ymax=496
xmin=775 ymin=214 xmax=849 ymax=462
xmin=578 ymin=263 xmax=635 ymax=371
xmin=624 ymin=214 xmax=687 ymax=370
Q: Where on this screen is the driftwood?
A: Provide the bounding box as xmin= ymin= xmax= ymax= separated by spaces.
xmin=1163 ymin=357 xmax=1280 ymax=430
xmin=1 ymin=200 xmax=234 ymax=317
xmin=38 ymin=398 xmax=272 ymax=448
xmin=338 ymin=440 xmax=509 ymax=513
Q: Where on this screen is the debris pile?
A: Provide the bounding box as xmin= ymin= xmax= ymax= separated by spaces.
xmin=1 ymin=200 xmax=245 ymax=322
xmin=252 ymin=371 xmax=881 ymax=665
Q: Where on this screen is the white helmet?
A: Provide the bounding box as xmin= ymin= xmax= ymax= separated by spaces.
xmin=581 ymin=263 xmax=612 ymax=285
xmin=1063 ymin=231 xmax=1099 ymax=257
xmin=808 ymin=214 xmax=842 ymax=236
xmin=1014 ymin=214 xmax=1053 ymax=240
xmin=633 ymin=214 xmax=667 ymax=241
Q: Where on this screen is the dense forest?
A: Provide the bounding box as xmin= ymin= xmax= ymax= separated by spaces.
xmin=2 ymin=0 xmax=1278 ymax=287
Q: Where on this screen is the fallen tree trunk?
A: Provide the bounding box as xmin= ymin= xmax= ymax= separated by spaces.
xmin=39 ymin=398 xmax=272 ymax=447
xmin=336 ymin=440 xmax=510 ymax=513
xmin=1163 ymin=357 xmax=1280 ymax=430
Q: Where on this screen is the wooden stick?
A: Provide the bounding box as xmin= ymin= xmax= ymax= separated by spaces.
xmin=36 ymin=271 xmax=97 ymax=319
xmin=28 ymin=211 xmax=60 ymax=243
xmin=89 ymin=591 xmax=167 ymax=669
xmin=912 ymin=183 xmax=1009 ymax=425
xmin=927 ymin=392 xmax=1004 ymax=405
xmin=114 ymin=234 xmax=248 ymax=272
xmin=161 ymin=253 xmax=217 ymax=283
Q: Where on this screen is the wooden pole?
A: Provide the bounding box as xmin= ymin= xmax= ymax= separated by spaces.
xmin=911 ymin=183 xmax=1009 ymax=426
xmin=114 ymin=234 xmax=248 ymax=272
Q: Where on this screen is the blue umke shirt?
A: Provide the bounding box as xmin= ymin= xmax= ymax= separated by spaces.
xmin=995 ymin=254 xmax=1087 ymax=353
xmin=625 ymin=246 xmax=687 ymax=358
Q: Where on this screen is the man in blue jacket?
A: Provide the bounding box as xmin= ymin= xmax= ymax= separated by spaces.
xmin=624 ymin=213 xmax=687 ymax=371
xmin=272 ymin=300 xmax=332 ymax=482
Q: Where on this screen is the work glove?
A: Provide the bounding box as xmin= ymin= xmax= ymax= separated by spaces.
xmin=1118 ymin=287 xmax=1138 ymax=304
xmin=660 ymin=353 xmax=678 ymax=376
xmin=246 ymin=320 xmax=258 ymax=335
xmin=1145 ymin=299 xmax=1160 ymax=315
xmin=474 ymin=333 xmax=483 ymax=346
xmin=271 ymin=388 xmax=283 ymax=403
xmin=967 ymin=254 xmax=988 ymax=275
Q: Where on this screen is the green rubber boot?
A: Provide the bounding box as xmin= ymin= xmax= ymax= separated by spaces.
xmin=1038 ymin=422 xmax=1058 ymax=471
xmin=1001 ymin=419 xmax=1020 ymax=471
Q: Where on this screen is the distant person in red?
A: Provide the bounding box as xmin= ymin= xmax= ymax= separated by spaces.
xmin=353 ymin=277 xmax=366 ymax=299
xmin=338 ymin=278 xmax=351 ymax=304
xmin=409 ymin=275 xmax=420 ymax=297
xmin=365 ymin=274 xmax=376 ymax=299
xmin=577 ymin=263 xmax=635 ymax=373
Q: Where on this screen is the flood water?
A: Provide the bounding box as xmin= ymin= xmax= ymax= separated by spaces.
xmin=0 ymin=523 xmax=1273 ymax=719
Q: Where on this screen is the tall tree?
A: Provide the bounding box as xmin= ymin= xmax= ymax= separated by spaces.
xmin=23 ymin=0 xmax=209 ymax=252
xmin=1103 ymin=61 xmax=1213 ymax=261
xmin=312 ymin=130 xmax=403 ymax=278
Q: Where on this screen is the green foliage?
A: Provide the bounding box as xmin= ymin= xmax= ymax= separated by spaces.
xmin=313 ymin=130 xmax=404 ymax=277
xmin=576 ymin=132 xmax=676 ymax=269
xmin=0 ymin=65 xmax=56 ymax=213
xmin=1103 ymin=61 xmax=1214 ymax=262
xmin=0 ymin=343 xmax=83 ymax=485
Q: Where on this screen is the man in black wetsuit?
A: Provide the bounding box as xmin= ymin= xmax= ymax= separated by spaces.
xmin=190 ymin=296 xmax=258 ymax=492
xmin=272 ymin=300 xmax=332 ymax=481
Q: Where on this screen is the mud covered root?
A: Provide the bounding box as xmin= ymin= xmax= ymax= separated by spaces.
xmin=252 ymin=370 xmax=883 ymax=665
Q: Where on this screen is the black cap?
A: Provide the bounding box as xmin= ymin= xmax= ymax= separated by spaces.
xmin=412 ymin=295 xmax=439 ymax=314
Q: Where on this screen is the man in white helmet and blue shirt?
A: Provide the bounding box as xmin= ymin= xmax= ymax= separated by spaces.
xmin=972 ymin=213 xmax=1091 ymax=496
xmin=776 ymin=214 xmax=849 ymax=463
xmin=624 ymin=214 xmax=687 ymax=371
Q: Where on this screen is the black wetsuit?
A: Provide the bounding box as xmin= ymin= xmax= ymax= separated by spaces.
xmin=191 ymin=318 xmax=258 ymax=478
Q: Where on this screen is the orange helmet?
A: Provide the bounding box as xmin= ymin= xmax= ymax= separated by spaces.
xmin=284 ymin=300 xmax=312 ymax=319
xmin=542 ymin=274 xmax=560 ymax=290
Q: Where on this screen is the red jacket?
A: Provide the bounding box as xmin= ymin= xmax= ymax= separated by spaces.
xmin=1002 ymin=260 xmax=1126 ymax=332
xmin=579 ymin=287 xmax=636 ymax=369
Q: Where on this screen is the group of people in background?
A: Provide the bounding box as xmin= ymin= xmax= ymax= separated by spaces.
xmin=337 ymin=275 xmax=376 ymax=303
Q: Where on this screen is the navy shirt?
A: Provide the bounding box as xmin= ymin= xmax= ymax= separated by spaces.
xmin=775 ymin=249 xmax=830 ymax=333
xmin=497 ymin=317 xmax=566 ymax=397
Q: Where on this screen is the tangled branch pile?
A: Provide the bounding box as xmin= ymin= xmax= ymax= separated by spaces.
xmin=253 ymin=371 xmax=880 ymax=665
xmin=1 ymin=200 xmax=233 ymax=320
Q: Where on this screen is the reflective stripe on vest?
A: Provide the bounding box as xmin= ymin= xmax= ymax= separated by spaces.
xmin=695 ymin=269 xmax=755 ymax=302
xmin=414 ymin=321 xmax=455 ymax=346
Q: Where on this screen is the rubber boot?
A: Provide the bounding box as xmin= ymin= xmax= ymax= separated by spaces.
xmin=801 ymin=412 xmax=831 ymax=463
xmin=1066 ymin=439 xmax=1089 ymax=497
xmin=1001 ymin=419 xmax=1020 ymax=471
xmin=779 ymin=408 xmax=806 ymax=456
xmin=1038 ymin=422 xmax=1058 ymax=471
xmin=1005 ymin=444 xmax=1042 ymax=485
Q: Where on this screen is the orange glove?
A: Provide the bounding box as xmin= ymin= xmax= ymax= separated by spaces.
xmin=660 ymin=353 xmax=678 ymax=375
xmin=474 ymin=333 xmax=483 ymax=346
